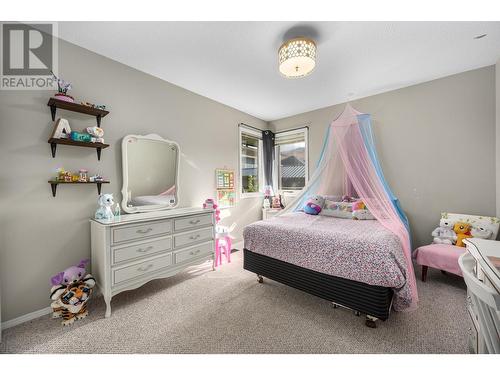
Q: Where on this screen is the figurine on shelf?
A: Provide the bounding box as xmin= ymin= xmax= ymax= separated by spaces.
xmin=89 ymin=174 xmax=104 ymax=182
xmin=80 ymin=102 xmax=106 ymax=111
xmin=50 ymin=118 xmax=71 ymax=139
xmin=70 ymin=131 xmax=92 ymax=143
xmin=95 ymin=193 xmax=115 ymax=220
xmin=86 ymin=126 xmax=105 ymax=144
xmin=78 ymin=169 xmax=88 ymax=182
xmin=56 ymin=168 xmax=73 ymax=182
xmin=51 ymin=71 xmax=74 ymax=103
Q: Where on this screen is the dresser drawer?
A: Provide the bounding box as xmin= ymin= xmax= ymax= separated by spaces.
xmin=112 ymin=220 xmax=172 ymax=244
xmin=112 ymin=236 xmax=172 ymax=265
xmin=174 ymin=214 xmax=212 ymax=232
xmin=113 ymin=253 xmax=172 ymax=285
xmin=174 ymin=242 xmax=213 ymax=264
xmin=174 ymin=227 xmax=213 ymax=248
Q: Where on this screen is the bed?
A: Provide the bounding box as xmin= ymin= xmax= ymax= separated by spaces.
xmin=243 ymin=212 xmax=413 ymax=327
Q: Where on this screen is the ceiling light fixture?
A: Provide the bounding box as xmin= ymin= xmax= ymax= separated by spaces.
xmin=278 ymin=37 xmax=316 ymax=79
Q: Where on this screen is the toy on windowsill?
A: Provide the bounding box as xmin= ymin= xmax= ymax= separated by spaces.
xmin=49 ymin=259 xmax=96 ymax=326
xmin=95 ymin=193 xmax=115 ymax=220
xmin=271 ymin=196 xmax=282 ymax=209
xmin=51 ymin=71 xmax=74 ymax=103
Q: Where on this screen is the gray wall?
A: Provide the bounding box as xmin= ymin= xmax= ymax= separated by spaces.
xmin=0 ymin=40 xmax=266 ymax=322
xmin=270 ymin=66 xmax=496 ymax=248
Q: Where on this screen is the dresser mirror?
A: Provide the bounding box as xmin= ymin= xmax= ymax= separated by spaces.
xmin=121 ymin=134 xmax=180 ymax=213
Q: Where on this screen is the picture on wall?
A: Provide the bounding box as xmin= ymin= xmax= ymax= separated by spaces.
xmin=217 ymin=189 xmax=236 ymax=209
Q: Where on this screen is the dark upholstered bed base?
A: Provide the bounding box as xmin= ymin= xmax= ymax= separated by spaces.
xmin=243 ymin=249 xmax=394 ymax=321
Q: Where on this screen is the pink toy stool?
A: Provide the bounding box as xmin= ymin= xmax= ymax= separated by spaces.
xmin=215 ymin=235 xmax=232 ymax=267
xmin=414 ymin=244 xmax=466 ymax=281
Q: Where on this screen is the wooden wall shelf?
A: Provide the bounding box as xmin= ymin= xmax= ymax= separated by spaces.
xmin=48 ymin=98 xmax=109 ymax=126
xmin=49 ymin=180 xmax=110 ymax=197
xmin=48 ymin=137 xmax=110 ymax=160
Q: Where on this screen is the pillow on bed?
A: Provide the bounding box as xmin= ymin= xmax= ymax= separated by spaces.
xmin=320 ymin=199 xmax=354 ymax=218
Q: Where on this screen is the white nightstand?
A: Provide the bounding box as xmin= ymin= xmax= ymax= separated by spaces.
xmin=262 ymin=208 xmax=282 ymax=220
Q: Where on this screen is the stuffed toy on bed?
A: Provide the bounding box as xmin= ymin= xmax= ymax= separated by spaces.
xmin=303 ymin=195 xmax=325 ymax=215
xmin=454 ymin=222 xmax=472 ymax=247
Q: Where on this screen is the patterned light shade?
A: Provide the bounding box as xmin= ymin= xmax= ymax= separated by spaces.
xmin=278 ymin=37 xmax=316 ymax=78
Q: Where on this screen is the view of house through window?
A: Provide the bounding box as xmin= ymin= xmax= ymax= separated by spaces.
xmin=240 ymin=129 xmax=261 ymax=194
xmin=275 ymin=128 xmax=308 ymax=190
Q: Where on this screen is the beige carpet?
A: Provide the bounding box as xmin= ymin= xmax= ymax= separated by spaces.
xmin=0 ymin=250 xmax=469 ymax=354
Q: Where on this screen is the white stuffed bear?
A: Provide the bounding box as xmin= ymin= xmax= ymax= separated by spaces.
xmin=95 ymin=193 xmax=114 ymax=220
xmin=471 ymin=226 xmax=493 ymax=239
xmin=431 ymin=218 xmax=457 ymax=245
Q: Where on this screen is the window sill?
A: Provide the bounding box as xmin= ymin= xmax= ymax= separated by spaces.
xmin=241 ymin=192 xmax=263 ymax=199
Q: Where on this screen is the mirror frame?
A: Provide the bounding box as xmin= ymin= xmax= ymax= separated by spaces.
xmin=121 ymin=133 xmax=180 ymax=213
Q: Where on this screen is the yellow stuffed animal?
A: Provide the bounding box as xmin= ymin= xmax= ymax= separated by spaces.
xmin=454 ymin=222 xmax=472 ymax=247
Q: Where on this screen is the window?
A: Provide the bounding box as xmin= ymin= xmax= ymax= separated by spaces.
xmin=275 ymin=128 xmax=308 ymax=191
xmin=239 ymin=125 xmax=263 ymax=197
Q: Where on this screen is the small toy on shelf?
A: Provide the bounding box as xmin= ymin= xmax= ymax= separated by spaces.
xmin=89 ymin=174 xmax=104 ymax=183
xmin=95 ymin=193 xmax=115 ymax=220
xmin=431 ymin=218 xmax=457 ymax=245
xmin=86 ymin=126 xmax=105 ymax=143
xmin=81 ymin=102 xmax=106 ymax=111
xmin=70 ymin=131 xmax=92 ymax=143
xmin=51 ymin=71 xmax=74 ymax=103
xmin=454 ymin=222 xmax=472 ymax=247
xmin=49 ymin=259 xmax=96 ymax=326
xmin=78 ymin=169 xmax=88 ymax=182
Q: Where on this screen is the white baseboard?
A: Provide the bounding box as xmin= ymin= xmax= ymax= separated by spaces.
xmin=2 ymin=306 xmax=52 ymax=331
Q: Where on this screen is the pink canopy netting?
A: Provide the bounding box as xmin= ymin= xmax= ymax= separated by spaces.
xmin=283 ymin=105 xmax=418 ymax=311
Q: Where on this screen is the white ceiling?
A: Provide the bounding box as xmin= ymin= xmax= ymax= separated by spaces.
xmin=58 ymin=22 xmax=500 ymax=121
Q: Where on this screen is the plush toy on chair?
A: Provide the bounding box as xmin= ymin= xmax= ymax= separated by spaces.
xmin=454 ymin=222 xmax=472 ymax=247
xmin=431 ymin=218 xmax=457 ymax=245
xmin=303 ymin=195 xmax=325 ymax=215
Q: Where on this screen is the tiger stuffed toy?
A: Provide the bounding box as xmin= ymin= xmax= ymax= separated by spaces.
xmin=50 ymin=275 xmax=95 ymax=326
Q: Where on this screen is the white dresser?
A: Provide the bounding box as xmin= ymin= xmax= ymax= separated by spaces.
xmin=91 ymin=207 xmax=215 ymax=317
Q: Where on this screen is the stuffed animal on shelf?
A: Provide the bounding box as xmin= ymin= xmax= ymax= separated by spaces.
xmin=49 ymin=259 xmax=95 ymax=325
xmin=431 ymin=218 xmax=457 ymax=245
xmin=95 ymin=193 xmax=115 ymax=220
xmin=454 ymin=222 xmax=472 ymax=247
xmin=50 ymin=277 xmax=95 ymax=326
xmin=471 ymin=226 xmax=493 ymax=240
xmin=303 ymin=195 xmax=325 ymax=215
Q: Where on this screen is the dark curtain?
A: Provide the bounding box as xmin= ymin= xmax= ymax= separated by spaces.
xmin=262 ymin=130 xmax=275 ymax=188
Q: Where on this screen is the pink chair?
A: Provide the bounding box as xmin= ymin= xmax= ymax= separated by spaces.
xmin=414 ymin=244 xmax=466 ymax=281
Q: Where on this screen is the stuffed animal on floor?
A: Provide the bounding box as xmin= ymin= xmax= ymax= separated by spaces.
xmin=431 ymin=218 xmax=457 ymax=245
xmin=50 ymin=259 xmax=89 ymax=286
xmin=303 ymin=195 xmax=325 ymax=215
xmin=471 ymin=226 xmax=493 ymax=240
xmin=95 ymin=193 xmax=114 ymax=220
xmin=454 ymin=222 xmax=472 ymax=247
xmin=50 ymin=277 xmax=95 ymax=326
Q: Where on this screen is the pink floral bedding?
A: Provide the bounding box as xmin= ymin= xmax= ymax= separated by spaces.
xmin=243 ymin=212 xmax=412 ymax=311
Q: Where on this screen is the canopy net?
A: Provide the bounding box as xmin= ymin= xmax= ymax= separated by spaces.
xmin=282 ymin=104 xmax=418 ymax=311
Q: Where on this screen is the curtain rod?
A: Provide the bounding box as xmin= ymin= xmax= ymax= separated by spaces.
xmin=238 ymin=123 xmax=264 ymax=133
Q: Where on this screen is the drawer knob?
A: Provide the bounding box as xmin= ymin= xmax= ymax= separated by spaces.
xmin=189 ymin=219 xmax=200 ymax=225
xmin=137 ymin=228 xmax=153 ymax=234
xmin=189 ymin=249 xmax=201 ymax=256
xmin=137 ymin=264 xmax=153 ymax=272
xmin=189 ymin=234 xmax=201 ymax=240
xmin=136 ymin=246 xmax=153 ymax=253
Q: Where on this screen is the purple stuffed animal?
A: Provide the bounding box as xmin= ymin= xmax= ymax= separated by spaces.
xmin=50 ymin=259 xmax=90 ymax=286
